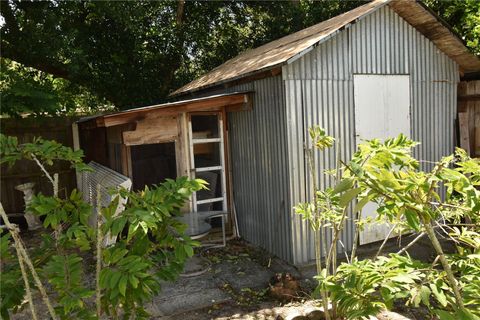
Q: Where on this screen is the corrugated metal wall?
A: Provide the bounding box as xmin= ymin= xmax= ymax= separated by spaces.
xmin=284 ymin=5 xmax=459 ymax=264
xmin=226 ymin=76 xmax=292 ymax=262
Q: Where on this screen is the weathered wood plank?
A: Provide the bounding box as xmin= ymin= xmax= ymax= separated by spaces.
xmin=459 ymin=112 xmax=471 ymax=155
xmin=122 ymin=115 xmax=178 ymax=146
xmin=74 ymin=93 xmax=251 ymax=129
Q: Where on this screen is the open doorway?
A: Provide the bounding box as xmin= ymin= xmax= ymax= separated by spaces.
xmin=130 ymin=142 xmax=177 ymax=191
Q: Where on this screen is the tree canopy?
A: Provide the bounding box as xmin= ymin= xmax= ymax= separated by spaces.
xmin=1 ymin=0 xmax=478 ymax=117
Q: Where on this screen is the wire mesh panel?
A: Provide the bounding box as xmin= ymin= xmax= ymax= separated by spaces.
xmin=81 ymin=162 xmax=132 ymax=245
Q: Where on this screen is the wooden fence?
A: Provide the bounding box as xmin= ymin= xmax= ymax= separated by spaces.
xmin=1 ymin=117 xmax=78 ymax=214
xmin=458 ymin=80 xmax=480 ymax=157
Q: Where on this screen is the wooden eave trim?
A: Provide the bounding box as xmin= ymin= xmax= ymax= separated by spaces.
xmin=89 ymin=93 xmax=251 ymax=128
xmin=170 ymin=64 xmax=283 ymax=98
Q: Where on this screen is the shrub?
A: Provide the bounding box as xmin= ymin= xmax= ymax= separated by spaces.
xmin=296 ymin=128 xmax=480 ymax=319
xmin=0 ymin=134 xmax=205 ymax=319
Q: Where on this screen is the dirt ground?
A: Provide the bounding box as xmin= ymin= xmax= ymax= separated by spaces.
xmin=152 ymin=236 xmax=440 ymax=320
xmin=9 ymin=231 xmax=445 ymax=320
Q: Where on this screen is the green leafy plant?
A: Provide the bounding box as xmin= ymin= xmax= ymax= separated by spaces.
xmin=0 ymin=134 xmax=205 ymax=319
xmin=296 ymin=127 xmax=480 ymax=319
xmin=0 ymin=234 xmax=25 ymax=319
xmin=98 ymin=178 xmax=204 ymax=318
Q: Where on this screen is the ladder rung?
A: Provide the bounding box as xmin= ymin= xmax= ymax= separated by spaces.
xmin=195 ymin=166 xmax=222 ymax=173
xmin=196 ymin=197 xmax=224 ymax=205
xmin=192 ymin=138 xmax=221 ymax=144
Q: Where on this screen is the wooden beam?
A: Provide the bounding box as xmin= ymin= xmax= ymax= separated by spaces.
xmin=176 ymin=113 xmax=190 ymax=179
xmin=475 ymin=103 xmax=480 ymax=157
xmin=223 ymin=67 xmax=282 ymax=90
xmin=71 ymin=122 xmax=81 ymax=188
xmin=102 ymin=93 xmax=250 ymax=127
xmin=459 ymin=112 xmax=471 ymax=155
xmin=121 ymin=146 xmax=132 ymax=179
xmin=122 ymin=115 xmax=178 ymax=146
xmin=458 ymin=94 xmax=480 ymax=101
xmin=225 ymin=99 xmax=253 ymax=112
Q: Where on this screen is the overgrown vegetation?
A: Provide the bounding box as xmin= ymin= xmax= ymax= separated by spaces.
xmin=0 ymin=134 xmax=205 ymax=319
xmin=296 ymin=127 xmax=480 ymax=319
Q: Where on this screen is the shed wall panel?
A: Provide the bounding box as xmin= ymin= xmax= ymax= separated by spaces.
xmin=285 ymin=5 xmax=459 ymax=264
xmin=226 ymin=76 xmax=292 ymax=262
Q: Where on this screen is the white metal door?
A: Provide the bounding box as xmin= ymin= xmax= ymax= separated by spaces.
xmin=188 ymin=113 xmax=228 ymax=213
xmin=353 ymin=75 xmax=411 ymax=244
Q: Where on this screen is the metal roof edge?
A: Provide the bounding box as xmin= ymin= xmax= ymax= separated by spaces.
xmin=286 ymin=0 xmax=391 ymax=65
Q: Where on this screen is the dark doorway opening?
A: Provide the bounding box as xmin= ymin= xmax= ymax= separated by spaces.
xmin=131 ymin=142 xmax=176 ymax=191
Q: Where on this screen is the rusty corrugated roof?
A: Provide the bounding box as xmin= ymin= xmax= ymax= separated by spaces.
xmin=171 ymin=0 xmax=480 ymax=97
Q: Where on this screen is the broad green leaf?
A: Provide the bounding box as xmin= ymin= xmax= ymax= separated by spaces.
xmin=391 ymin=274 xmax=415 ymax=284
xmin=184 ymin=245 xmax=194 ymax=257
xmin=118 ymin=275 xmax=128 ymax=296
xmin=109 ymin=272 xmax=122 ymax=289
xmin=354 ymin=195 xmax=371 ymax=213
xmin=339 ymin=188 xmax=361 ymax=207
xmin=435 ymin=310 xmax=456 ymax=320
xmin=404 ymin=209 xmax=421 ymax=231
xmin=333 ymin=178 xmax=354 ymax=195
xmin=129 ymin=275 xmax=139 ymax=289
xmin=420 ymin=285 xmax=431 ymax=306
xmin=430 ymin=283 xmax=447 ymax=307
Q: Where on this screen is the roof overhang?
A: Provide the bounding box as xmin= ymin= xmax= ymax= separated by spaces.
xmin=77 ymin=92 xmax=252 ymax=129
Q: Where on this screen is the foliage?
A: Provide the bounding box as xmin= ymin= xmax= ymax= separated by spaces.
xmin=0 ymin=234 xmax=25 ymax=319
xmin=0 ymin=58 xmax=112 ymax=117
xmin=1 ymin=1 xmax=477 ymax=114
xmin=0 ymin=133 xmax=91 ymax=172
xmin=325 ymin=252 xmax=480 ymax=320
xmin=425 ymin=0 xmax=480 ymax=55
xmin=0 ymin=135 xmax=205 ymax=319
xmin=30 ymin=190 xmax=93 ymax=250
xmin=0 ymin=1 xmax=365 ymax=111
xmin=296 ymin=127 xmax=480 ymax=319
xmin=98 ymin=178 xmax=204 ymax=317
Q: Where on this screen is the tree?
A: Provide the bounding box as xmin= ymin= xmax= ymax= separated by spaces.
xmin=1 ymin=1 xmax=184 ymax=109
xmin=425 ymin=0 xmax=480 ymax=55
xmin=0 ymin=58 xmax=112 ymax=117
xmin=2 ymin=0 xmax=476 ymax=115
xmin=0 ymin=1 xmax=363 ymax=112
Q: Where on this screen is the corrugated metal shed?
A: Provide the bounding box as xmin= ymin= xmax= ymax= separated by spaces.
xmin=180 ymin=2 xmax=463 ymax=265
xmin=172 ymin=0 xmax=480 ymax=96
xmin=82 ymin=0 xmax=475 ymax=266
xmin=284 ymin=4 xmax=458 ymax=264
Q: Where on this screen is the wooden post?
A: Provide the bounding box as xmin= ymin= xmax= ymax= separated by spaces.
xmin=459 ymin=112 xmax=471 ymax=155
xmin=72 ymin=122 xmax=82 ymax=188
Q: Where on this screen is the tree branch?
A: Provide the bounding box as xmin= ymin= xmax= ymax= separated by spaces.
xmin=1 ymin=42 xmax=71 ymax=79
xmin=176 ymin=0 xmax=185 ymax=26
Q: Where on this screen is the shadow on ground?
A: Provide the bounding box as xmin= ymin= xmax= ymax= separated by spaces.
xmin=149 ymin=234 xmax=445 ymax=320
